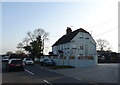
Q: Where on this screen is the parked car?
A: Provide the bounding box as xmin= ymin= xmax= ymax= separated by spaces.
xmin=45 ymin=59 xmax=56 ymax=66
xmin=40 ymin=59 xmax=55 ymax=66
xmin=6 ymin=59 xmax=25 ymax=71
xmin=2 ymin=57 xmax=9 ymax=62
xmin=23 ymin=58 xmax=34 ymax=65
xmin=39 ymin=58 xmax=45 ymax=65
xmin=98 ymin=56 xmax=105 ymax=63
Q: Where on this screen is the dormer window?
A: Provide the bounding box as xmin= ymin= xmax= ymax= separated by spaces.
xmin=85 ymin=38 xmax=89 ymax=39
xmin=79 ymin=34 xmax=83 ymax=38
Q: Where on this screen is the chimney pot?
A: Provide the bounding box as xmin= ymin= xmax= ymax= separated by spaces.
xmin=66 ymin=27 xmax=72 ymax=34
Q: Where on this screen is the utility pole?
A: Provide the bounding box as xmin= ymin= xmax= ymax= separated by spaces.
xmin=42 ymin=39 xmax=44 ymax=55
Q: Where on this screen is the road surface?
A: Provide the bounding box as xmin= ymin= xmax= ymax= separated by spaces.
xmin=2 ymin=62 xmax=94 ymax=85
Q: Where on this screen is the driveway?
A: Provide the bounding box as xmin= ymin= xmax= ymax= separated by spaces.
xmin=53 ymin=63 xmax=118 ymax=83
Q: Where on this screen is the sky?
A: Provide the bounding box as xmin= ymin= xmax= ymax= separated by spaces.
xmin=1 ymin=0 xmax=119 ymax=54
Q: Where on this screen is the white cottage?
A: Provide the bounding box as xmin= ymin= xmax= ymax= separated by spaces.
xmin=52 ymin=27 xmax=97 ymax=67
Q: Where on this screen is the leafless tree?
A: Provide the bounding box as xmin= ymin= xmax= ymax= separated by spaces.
xmin=96 ymin=39 xmax=112 ymax=51
xmin=15 ymin=50 xmax=25 ymax=54
xmin=33 ymin=28 xmax=49 ymax=41
xmin=17 ymin=28 xmax=49 ymax=56
xmin=23 ymin=28 xmax=49 ymax=44
xmin=17 ymin=42 xmax=23 ymax=51
xmin=6 ymin=51 xmax=13 ymax=55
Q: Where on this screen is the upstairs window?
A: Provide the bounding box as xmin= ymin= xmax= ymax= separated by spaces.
xmin=72 ymin=44 xmax=77 ymax=49
xmin=80 ymin=45 xmax=84 ymax=50
xmin=62 ymin=45 xmax=63 ymax=50
xmin=79 ymin=34 xmax=83 ymax=38
xmin=79 ymin=54 xmax=83 ymax=56
xmin=85 ymin=38 xmax=89 ymax=39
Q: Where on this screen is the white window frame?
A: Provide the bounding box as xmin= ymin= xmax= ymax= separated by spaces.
xmin=80 ymin=45 xmax=84 ymax=50
xmin=79 ymin=34 xmax=83 ymax=38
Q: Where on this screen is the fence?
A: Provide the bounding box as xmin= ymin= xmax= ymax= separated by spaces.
xmin=52 ymin=56 xmax=97 ymax=67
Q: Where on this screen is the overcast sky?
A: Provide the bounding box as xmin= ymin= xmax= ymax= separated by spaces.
xmin=1 ymin=0 xmax=119 ymax=54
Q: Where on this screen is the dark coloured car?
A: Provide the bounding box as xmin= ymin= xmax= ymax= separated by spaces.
xmin=6 ymin=59 xmax=25 ymax=71
xmin=43 ymin=59 xmax=56 ymax=66
xmin=98 ymin=56 xmax=105 ymax=63
xmin=39 ymin=58 xmax=45 ymax=66
xmin=2 ymin=57 xmax=9 ymax=62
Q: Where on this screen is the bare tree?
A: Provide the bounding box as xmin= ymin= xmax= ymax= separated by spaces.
xmin=17 ymin=28 xmax=49 ymax=59
xmin=17 ymin=43 xmax=23 ymax=51
xmin=33 ymin=28 xmax=49 ymax=41
xmin=96 ymin=39 xmax=112 ymax=51
xmin=27 ymin=31 xmax=35 ymax=42
xmin=23 ymin=28 xmax=49 ymax=45
xmin=6 ymin=51 xmax=13 ymax=55
xmin=15 ymin=50 xmax=25 ymax=55
xmin=22 ymin=37 xmax=30 ymax=46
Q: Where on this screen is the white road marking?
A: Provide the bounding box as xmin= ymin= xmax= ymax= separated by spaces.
xmin=94 ymin=84 xmax=98 ymax=85
xmin=64 ymin=74 xmax=83 ymax=81
xmin=43 ymin=80 xmax=52 ymax=85
xmin=75 ymin=77 xmax=82 ymax=81
xmin=49 ymin=70 xmax=53 ymax=72
xmin=64 ymin=74 xmax=97 ymax=85
xmin=89 ymin=82 xmax=98 ymax=85
xmin=25 ymin=69 xmax=34 ymax=75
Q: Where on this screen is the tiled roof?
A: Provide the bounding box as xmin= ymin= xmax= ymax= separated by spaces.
xmin=52 ymin=28 xmax=91 ymax=46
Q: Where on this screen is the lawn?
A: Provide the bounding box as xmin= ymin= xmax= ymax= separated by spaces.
xmin=51 ymin=65 xmax=75 ymax=69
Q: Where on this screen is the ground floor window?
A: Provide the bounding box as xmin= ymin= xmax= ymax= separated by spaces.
xmin=86 ymin=56 xmax=93 ymax=60
xmin=69 ymin=56 xmax=75 ymax=59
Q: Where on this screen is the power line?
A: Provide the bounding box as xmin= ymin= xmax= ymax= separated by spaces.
xmin=50 ymin=19 xmax=118 ymax=38
xmin=93 ymin=27 xmax=117 ymax=37
xmin=86 ymin=18 xmax=117 ymax=30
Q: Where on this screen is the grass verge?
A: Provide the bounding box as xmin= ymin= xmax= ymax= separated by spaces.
xmin=51 ymin=65 xmax=75 ymax=69
xmin=34 ymin=61 xmax=41 ymax=64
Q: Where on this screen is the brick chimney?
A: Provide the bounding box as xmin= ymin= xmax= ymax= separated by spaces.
xmin=66 ymin=27 xmax=72 ymax=34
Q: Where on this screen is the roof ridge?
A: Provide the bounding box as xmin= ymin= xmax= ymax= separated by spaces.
xmin=52 ymin=28 xmax=90 ymax=46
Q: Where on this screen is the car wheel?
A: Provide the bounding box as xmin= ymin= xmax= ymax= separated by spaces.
xmin=25 ymin=63 xmax=27 ymax=65
xmin=21 ymin=68 xmax=25 ymax=71
xmin=41 ymin=63 xmax=43 ymax=66
xmin=44 ymin=64 xmax=46 ymax=66
xmin=7 ymin=68 xmax=11 ymax=72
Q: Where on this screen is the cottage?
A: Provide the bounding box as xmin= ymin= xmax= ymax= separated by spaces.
xmin=52 ymin=27 xmax=97 ymax=67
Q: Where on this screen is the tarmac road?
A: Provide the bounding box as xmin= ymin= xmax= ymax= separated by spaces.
xmin=53 ymin=63 xmax=119 ymax=84
xmin=2 ymin=62 xmax=94 ymax=85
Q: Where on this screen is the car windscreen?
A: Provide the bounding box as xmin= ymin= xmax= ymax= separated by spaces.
xmin=26 ymin=59 xmax=32 ymax=60
xmin=11 ymin=60 xmax=22 ymax=64
xmin=3 ymin=57 xmax=8 ymax=59
xmin=44 ymin=59 xmax=50 ymax=62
